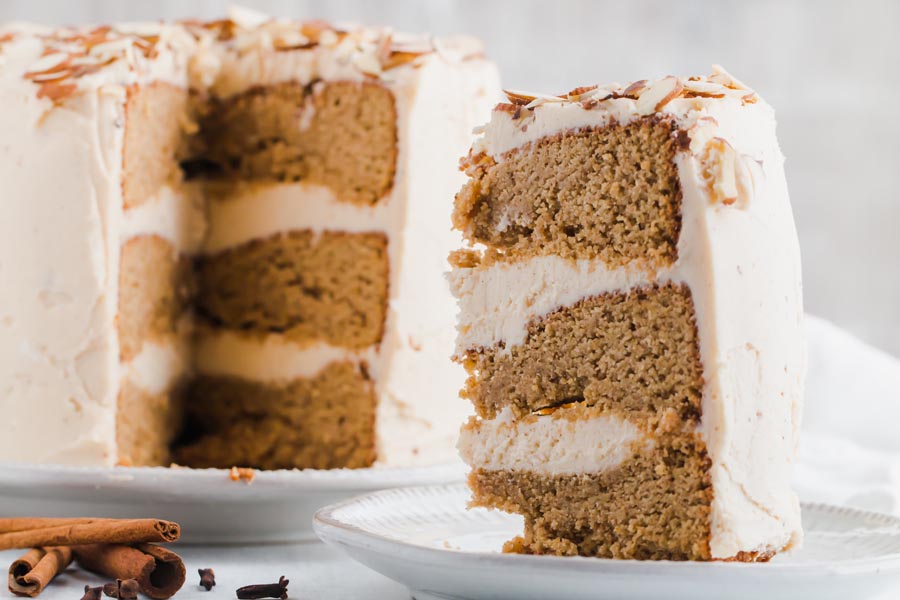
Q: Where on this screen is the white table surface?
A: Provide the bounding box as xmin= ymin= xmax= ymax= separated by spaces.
xmin=3 ymin=542 xmax=900 ymax=600
xmin=0 ymin=542 xmax=409 ymax=600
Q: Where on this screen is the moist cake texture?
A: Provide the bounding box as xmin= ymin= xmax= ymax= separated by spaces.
xmin=451 ymin=68 xmax=805 ymax=561
xmin=0 ymin=8 xmax=499 ymax=469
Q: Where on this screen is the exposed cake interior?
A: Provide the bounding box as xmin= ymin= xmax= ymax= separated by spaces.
xmin=176 ymin=362 xmax=376 ymax=470
xmin=115 ymin=76 xmax=398 ymax=468
xmin=116 ymin=82 xmax=198 ymax=466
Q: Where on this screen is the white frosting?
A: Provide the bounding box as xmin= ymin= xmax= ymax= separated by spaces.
xmin=203 ymin=182 xmax=391 ymax=254
xmin=0 ymin=39 xmax=128 ymax=466
xmin=193 ymin=329 xmax=376 ymax=381
xmin=121 ymin=183 xmax=207 ymax=253
xmin=452 ymin=72 xmax=805 ymax=558
xmin=367 ymin=54 xmax=499 ymax=466
xmin=122 ymin=338 xmax=189 ymax=395
xmin=458 ymin=408 xmax=648 ymax=475
xmin=0 ymin=19 xmax=500 ymax=469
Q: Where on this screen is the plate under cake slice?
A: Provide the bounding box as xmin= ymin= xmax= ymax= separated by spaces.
xmin=450 ymin=66 xmax=806 ymax=561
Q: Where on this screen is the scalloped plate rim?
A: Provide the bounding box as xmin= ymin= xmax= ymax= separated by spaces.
xmin=314 ymin=483 xmax=900 ymax=578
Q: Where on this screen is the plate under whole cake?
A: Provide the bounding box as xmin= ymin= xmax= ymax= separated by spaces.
xmin=0 ymin=462 xmax=466 ymax=543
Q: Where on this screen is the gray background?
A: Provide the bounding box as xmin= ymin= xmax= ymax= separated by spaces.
xmin=5 ymin=0 xmax=898 ymax=356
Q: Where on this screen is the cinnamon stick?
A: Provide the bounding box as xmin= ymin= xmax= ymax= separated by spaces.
xmin=7 ymin=546 xmax=73 ymax=597
xmin=74 ymin=544 xmax=186 ymax=600
xmin=0 ymin=519 xmax=110 ymax=533
xmin=0 ymin=519 xmax=179 ymax=550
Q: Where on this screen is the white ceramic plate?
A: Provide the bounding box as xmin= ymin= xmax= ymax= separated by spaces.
xmin=0 ymin=462 xmax=465 ymax=544
xmin=314 ymin=484 xmax=900 ymax=600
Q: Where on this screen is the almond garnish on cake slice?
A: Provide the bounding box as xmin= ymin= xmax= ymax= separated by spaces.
xmin=636 ymin=76 xmax=684 ymax=114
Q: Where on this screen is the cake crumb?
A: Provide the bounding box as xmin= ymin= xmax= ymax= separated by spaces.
xmin=229 ymin=466 xmax=256 ymax=484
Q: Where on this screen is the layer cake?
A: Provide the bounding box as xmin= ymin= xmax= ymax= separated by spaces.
xmin=452 ymin=67 xmax=805 ymax=560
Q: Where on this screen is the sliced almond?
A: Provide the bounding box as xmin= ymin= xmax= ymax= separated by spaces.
xmin=524 ymin=93 xmax=565 ymax=109
xmin=26 ymin=52 xmax=69 ymax=75
xmin=636 ymin=76 xmax=683 ymax=115
xmin=503 ymin=89 xmax=537 ymax=106
xmin=299 ymin=19 xmax=333 ymax=43
xmin=113 ymin=22 xmax=163 ymax=37
xmin=622 ymin=79 xmax=648 ymax=98
xmin=27 ymin=69 xmax=70 ymax=83
xmin=683 ymin=80 xmax=726 ymax=98
xmin=708 ymin=64 xmax=749 ymax=90
xmin=353 ymin=51 xmax=382 ymax=76
xmin=566 ymin=85 xmax=597 ymax=101
xmin=374 ymin=33 xmax=393 ymax=63
xmin=37 ymin=81 xmax=77 ymax=103
xmin=319 ymin=29 xmax=339 ymax=47
xmin=584 ymin=85 xmax=616 ymax=103
xmin=227 ymin=5 xmax=271 ymax=30
xmin=702 ymin=137 xmax=741 ymax=205
xmin=383 ymin=50 xmax=424 ymax=70
xmin=273 ymin=30 xmax=311 ymax=50
xmin=687 ymin=116 xmax=719 ymax=154
xmin=88 ymin=38 xmax=132 ymax=58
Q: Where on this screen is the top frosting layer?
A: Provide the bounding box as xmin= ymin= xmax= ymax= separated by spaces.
xmin=467 ymin=65 xmax=758 ymax=161
xmin=0 ymin=5 xmax=486 ymax=104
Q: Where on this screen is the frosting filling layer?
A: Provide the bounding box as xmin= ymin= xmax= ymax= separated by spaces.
xmin=193 ymin=328 xmax=377 ymax=382
xmin=203 ymin=181 xmax=392 ymax=254
xmin=120 ymin=183 xmax=206 ymax=253
xmin=121 ymin=338 xmax=189 ymax=395
xmin=459 ymin=407 xmax=650 ymax=475
xmin=449 ymin=254 xmax=674 ymax=355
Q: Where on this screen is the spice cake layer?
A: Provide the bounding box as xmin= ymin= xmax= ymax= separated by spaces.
xmin=200 ymin=80 xmax=397 ymax=204
xmin=460 ymin=405 xmax=713 ymax=560
xmin=195 ymin=231 xmax=389 ymax=348
xmin=451 ymin=68 xmax=805 ymax=561
xmin=176 ymin=362 xmax=376 ymax=470
xmin=0 ymin=9 xmax=500 ymax=469
xmin=454 ymin=116 xmax=682 ymax=267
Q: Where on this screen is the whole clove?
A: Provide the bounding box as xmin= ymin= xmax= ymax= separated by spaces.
xmin=102 ymin=579 xmax=139 ymax=600
xmin=81 ymin=585 xmax=103 ymax=600
xmin=75 ymin=543 xmax=185 ymax=599
xmin=198 ymin=568 xmax=216 ymax=591
xmin=235 ymin=576 xmax=289 ymax=600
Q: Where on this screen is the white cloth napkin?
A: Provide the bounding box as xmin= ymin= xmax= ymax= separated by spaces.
xmin=794 ymin=315 xmax=900 ymax=514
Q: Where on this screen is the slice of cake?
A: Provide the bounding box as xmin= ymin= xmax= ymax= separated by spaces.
xmin=451 ymin=67 xmax=805 ymax=561
xmin=0 ymin=10 xmax=499 ymax=469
